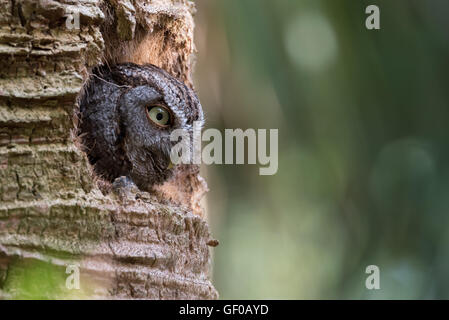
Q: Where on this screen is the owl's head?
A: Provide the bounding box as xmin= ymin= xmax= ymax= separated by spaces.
xmin=79 ymin=63 xmax=204 ymax=191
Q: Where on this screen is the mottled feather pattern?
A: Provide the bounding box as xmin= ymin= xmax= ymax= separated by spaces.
xmin=78 ymin=63 xmax=204 ymax=191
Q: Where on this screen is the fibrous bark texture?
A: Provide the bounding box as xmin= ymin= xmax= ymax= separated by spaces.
xmin=0 ymin=0 xmax=217 ymax=299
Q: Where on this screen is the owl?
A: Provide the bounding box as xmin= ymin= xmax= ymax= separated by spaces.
xmin=78 ymin=63 xmax=204 ymax=191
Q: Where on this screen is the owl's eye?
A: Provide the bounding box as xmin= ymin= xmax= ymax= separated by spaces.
xmin=146 ymin=105 xmax=171 ymax=127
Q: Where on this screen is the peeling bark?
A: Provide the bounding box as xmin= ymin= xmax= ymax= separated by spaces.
xmin=0 ymin=0 xmax=217 ymax=299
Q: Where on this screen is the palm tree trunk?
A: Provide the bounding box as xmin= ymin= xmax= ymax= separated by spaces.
xmin=0 ymin=0 xmax=217 ymax=299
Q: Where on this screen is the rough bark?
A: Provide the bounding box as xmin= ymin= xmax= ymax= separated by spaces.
xmin=0 ymin=0 xmax=217 ymax=299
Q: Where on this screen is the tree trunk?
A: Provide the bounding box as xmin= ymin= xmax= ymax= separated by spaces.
xmin=0 ymin=0 xmax=217 ymax=300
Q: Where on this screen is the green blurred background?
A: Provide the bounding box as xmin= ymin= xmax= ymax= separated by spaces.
xmin=193 ymin=0 xmax=449 ymax=299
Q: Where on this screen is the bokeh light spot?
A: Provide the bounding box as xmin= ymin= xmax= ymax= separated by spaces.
xmin=284 ymin=12 xmax=338 ymax=72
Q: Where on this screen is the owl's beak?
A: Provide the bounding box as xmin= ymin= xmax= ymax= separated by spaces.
xmin=167 ymin=160 xmax=174 ymax=170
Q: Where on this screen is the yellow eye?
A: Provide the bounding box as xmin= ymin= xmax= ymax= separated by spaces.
xmin=146 ymin=105 xmax=171 ymax=127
